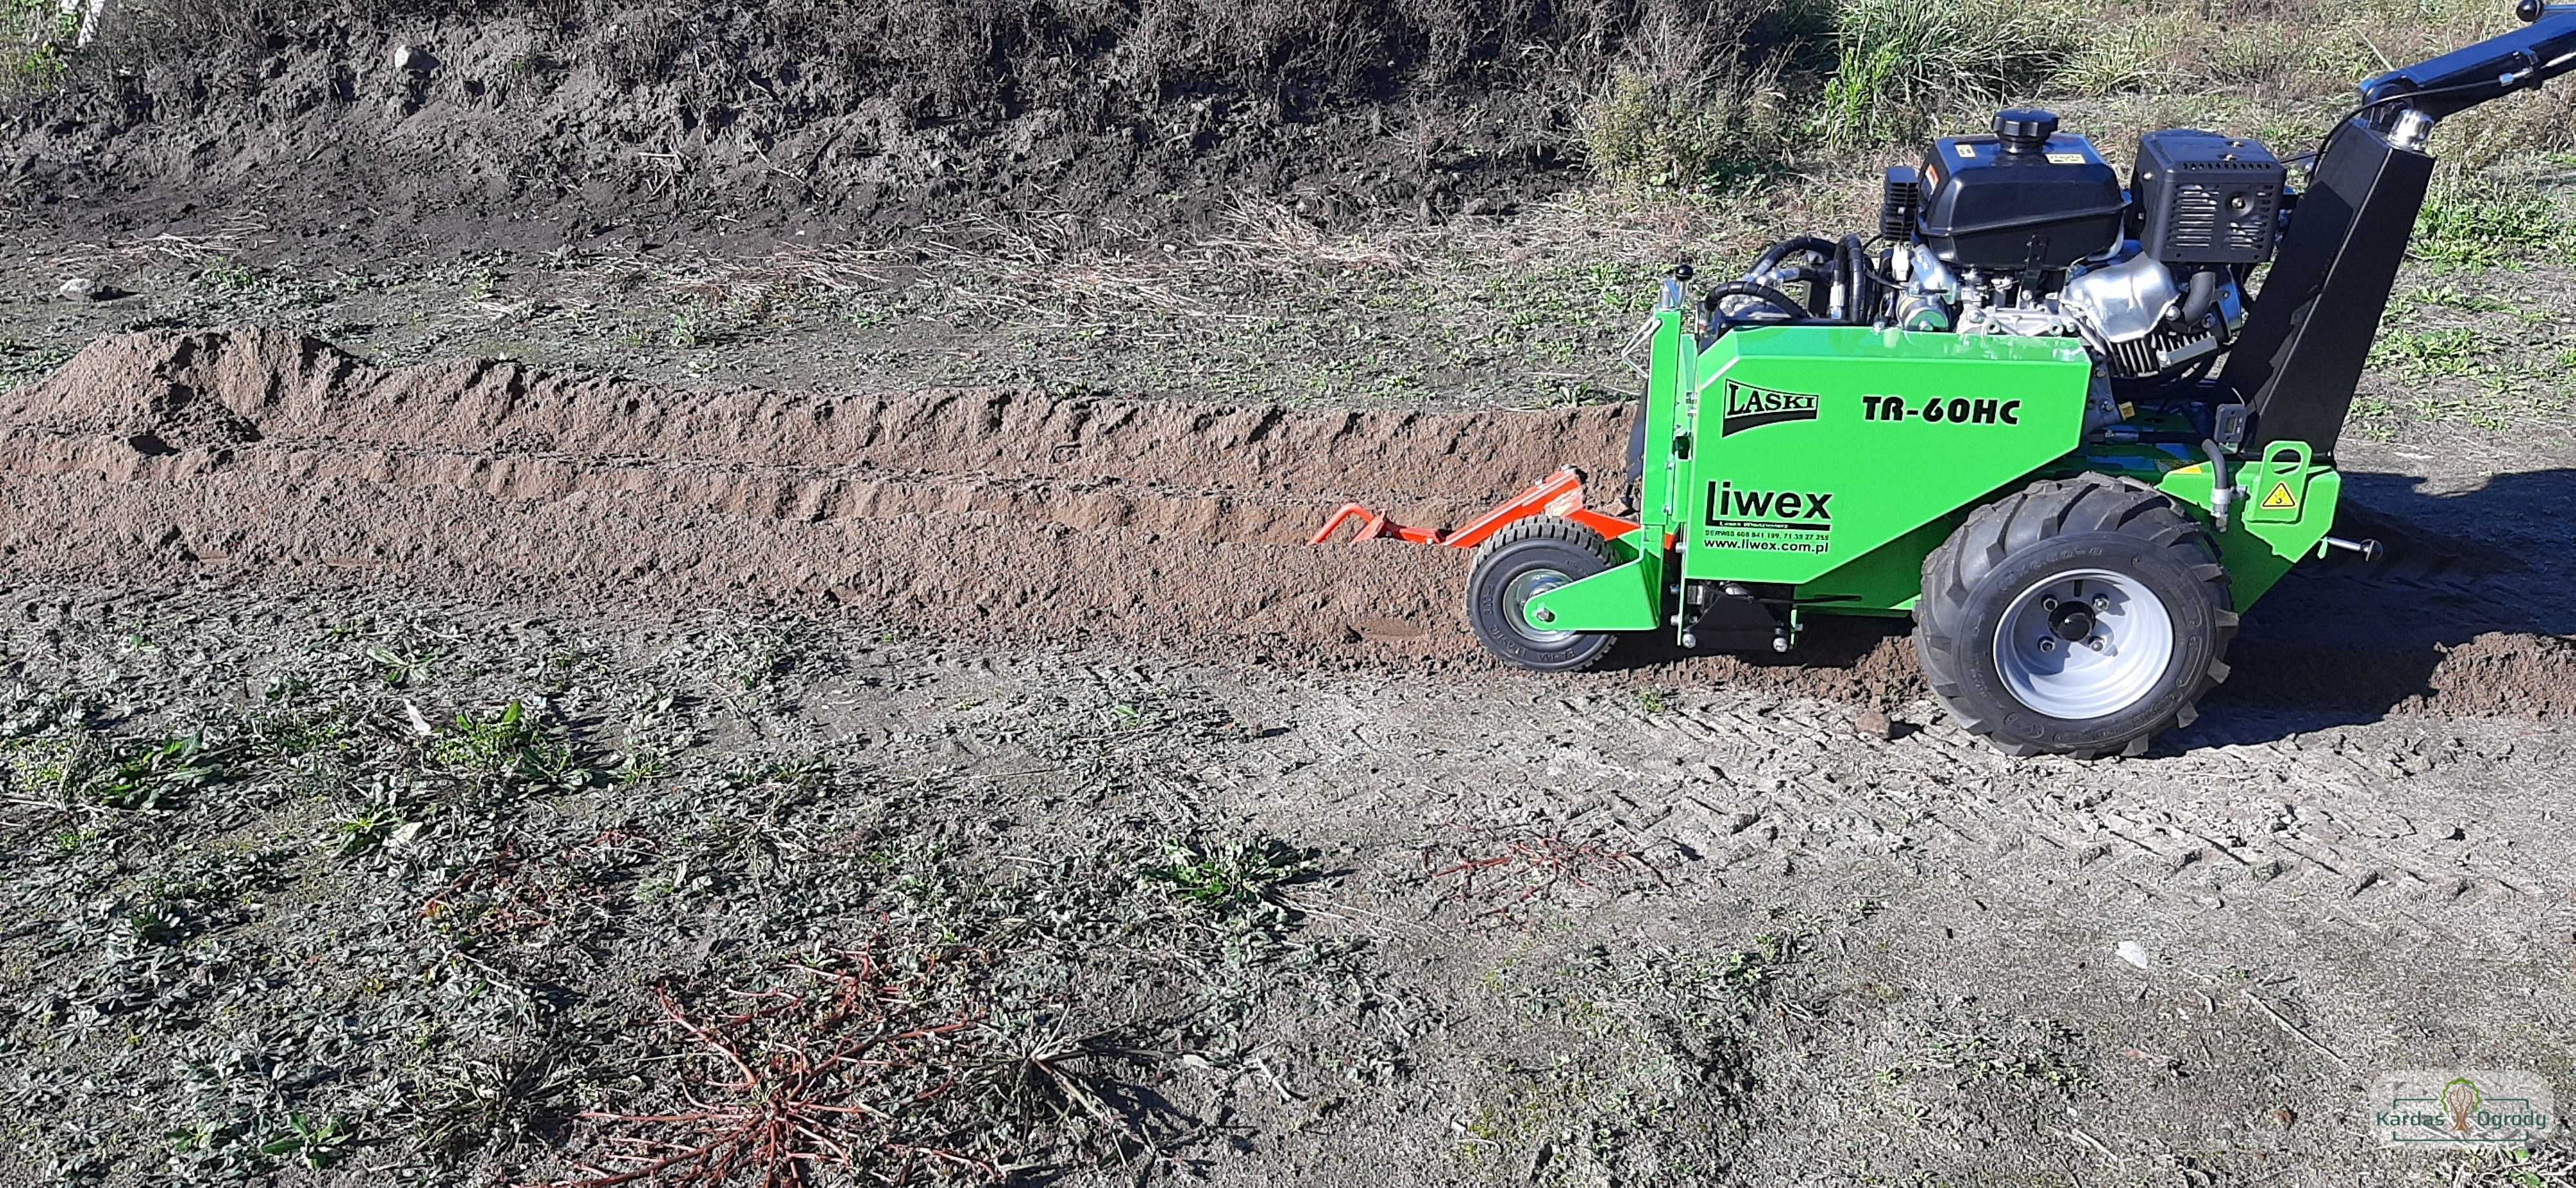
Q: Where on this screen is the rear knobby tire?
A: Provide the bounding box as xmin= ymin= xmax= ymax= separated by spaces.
xmin=1466 ymin=517 xmax=1620 ymax=673
xmin=1915 ymin=473 xmax=2237 ymax=758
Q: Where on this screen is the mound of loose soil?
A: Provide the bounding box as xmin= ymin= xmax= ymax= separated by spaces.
xmin=0 ymin=328 xmax=1634 ymax=664
xmin=6 ymin=327 xmax=2570 ymax=720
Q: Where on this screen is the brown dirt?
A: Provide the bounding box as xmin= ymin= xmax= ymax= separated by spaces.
xmin=3 ymin=0 xmax=1652 ymax=251
xmin=4 ymin=327 xmax=2570 ymax=720
xmin=0 ymin=329 xmax=1626 ymax=664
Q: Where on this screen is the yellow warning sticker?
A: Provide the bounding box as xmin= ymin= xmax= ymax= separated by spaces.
xmin=2260 ymin=481 xmax=2298 ymax=510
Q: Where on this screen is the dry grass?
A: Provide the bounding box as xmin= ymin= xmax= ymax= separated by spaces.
xmin=46 ymin=212 xmax=274 ymax=273
xmin=1423 ymin=829 xmax=1669 ymax=925
xmin=639 ymin=197 xmax=1636 ymax=331
xmin=540 ymin=945 xmax=1001 ymax=1187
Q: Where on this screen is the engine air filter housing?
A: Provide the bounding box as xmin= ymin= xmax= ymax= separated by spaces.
xmin=2131 ymin=129 xmax=2287 ymax=265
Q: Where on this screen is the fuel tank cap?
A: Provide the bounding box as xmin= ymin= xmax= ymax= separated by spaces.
xmin=1994 ymin=108 xmax=2061 ymax=155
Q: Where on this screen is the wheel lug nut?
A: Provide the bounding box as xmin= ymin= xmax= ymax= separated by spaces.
xmin=2043 ymin=597 xmax=2059 ymax=610
xmin=2093 ymin=595 xmax=2110 ymax=611
xmin=2039 ymin=638 xmax=2056 ymax=652
xmin=2087 ymin=637 xmax=2105 ymax=651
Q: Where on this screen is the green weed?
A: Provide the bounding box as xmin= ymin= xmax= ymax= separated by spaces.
xmin=723 ymin=750 xmax=835 ymax=794
xmin=666 ymin=307 xmax=710 ymax=348
xmin=257 ymin=1114 xmax=352 ymax=1169
xmin=363 ymin=644 xmax=431 ymax=687
xmin=2401 ymin=283 xmax=2516 ymax=314
xmin=198 ymin=259 xmax=263 ymax=293
xmin=2371 ymin=327 xmax=2490 ymax=379
xmin=1583 ymin=64 xmax=1785 ymax=191
xmin=1139 ymin=837 xmax=1310 ymax=918
xmin=429 ymin=701 xmax=594 ymax=791
xmin=90 ymin=735 xmax=229 ymax=812
xmin=245 ymin=707 xmax=353 ymax=760
xmin=1 ymin=734 xmax=84 ymax=799
xmin=328 ymin=779 xmax=426 ymax=857
xmin=2413 ymin=175 xmax=2574 ymax=269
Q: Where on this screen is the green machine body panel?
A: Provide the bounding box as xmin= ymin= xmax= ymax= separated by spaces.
xmin=2151 ymin=444 xmax=2340 ymax=606
xmin=1676 ymin=325 xmax=2091 ymax=582
xmin=1521 ymin=314 xmax=2344 ymax=638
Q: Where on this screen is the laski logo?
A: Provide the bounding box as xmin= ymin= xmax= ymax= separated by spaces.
xmin=1706 ymin=481 xmax=1833 ymax=532
xmin=1720 ymin=381 xmax=1821 ymax=437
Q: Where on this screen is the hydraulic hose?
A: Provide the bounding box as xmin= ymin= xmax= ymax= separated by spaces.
xmin=1753 ymin=236 xmax=1839 ymax=276
xmin=1767 ymin=264 xmax=1833 ymax=318
xmin=1838 ymin=234 xmax=1874 ymax=325
xmin=1703 ymin=280 xmax=1816 ymax=323
xmin=2201 ymin=439 xmax=2235 ymax=530
xmin=1829 ymin=238 xmax=1853 ymax=321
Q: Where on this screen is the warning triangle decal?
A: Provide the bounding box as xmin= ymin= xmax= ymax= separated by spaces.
xmin=2260 ymin=482 xmax=2298 ymax=510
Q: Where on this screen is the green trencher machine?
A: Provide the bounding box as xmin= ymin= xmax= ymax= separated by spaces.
xmin=1316 ymin=2 xmax=2576 ymax=756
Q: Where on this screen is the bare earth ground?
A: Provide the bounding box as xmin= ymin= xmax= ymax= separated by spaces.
xmin=1 ymin=204 xmax=2575 ymax=1187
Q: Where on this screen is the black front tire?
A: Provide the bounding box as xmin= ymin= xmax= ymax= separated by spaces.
xmin=1915 ymin=474 xmax=2237 ymax=758
xmin=1466 ymin=517 xmax=1620 ymax=673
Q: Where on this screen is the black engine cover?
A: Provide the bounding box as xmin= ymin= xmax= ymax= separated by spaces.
xmin=1917 ymin=110 xmax=2126 ymax=273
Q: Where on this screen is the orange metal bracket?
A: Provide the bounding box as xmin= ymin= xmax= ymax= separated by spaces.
xmin=1310 ymin=466 xmax=1640 ymax=548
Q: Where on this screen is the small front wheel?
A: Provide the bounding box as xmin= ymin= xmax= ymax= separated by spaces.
xmin=1465 ymin=517 xmax=1619 ymax=673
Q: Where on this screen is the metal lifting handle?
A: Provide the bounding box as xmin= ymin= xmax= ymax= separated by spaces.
xmin=2356 ymin=1 xmax=2576 ymax=125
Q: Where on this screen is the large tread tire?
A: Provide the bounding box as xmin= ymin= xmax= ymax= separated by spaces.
xmin=1915 ymin=472 xmax=2237 ymax=758
xmin=1466 ymin=517 xmax=1621 ymax=673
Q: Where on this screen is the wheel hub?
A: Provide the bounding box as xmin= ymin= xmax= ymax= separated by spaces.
xmin=1503 ymin=568 xmax=1576 ymax=645
xmin=1993 ymin=570 xmax=2174 ymax=721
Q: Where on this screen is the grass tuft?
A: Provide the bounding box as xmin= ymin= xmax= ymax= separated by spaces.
xmin=1 ymin=0 xmax=74 ymax=95
xmin=2412 ymin=172 xmax=2576 ymax=269
xmin=1817 ymin=0 xmax=2076 ymax=146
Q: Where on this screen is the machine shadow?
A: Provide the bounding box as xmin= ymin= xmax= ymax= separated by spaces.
xmin=2170 ymin=463 xmax=2576 ymax=745
xmin=1593 ymin=615 xmax=1905 ymax=675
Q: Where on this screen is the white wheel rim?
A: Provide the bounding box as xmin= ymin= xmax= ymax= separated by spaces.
xmin=1504 ymin=568 xmax=1575 ymax=645
xmin=1991 ymin=569 xmax=2174 ymax=720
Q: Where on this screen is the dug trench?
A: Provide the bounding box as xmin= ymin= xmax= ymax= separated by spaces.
xmin=2 ymin=328 xmax=2568 ymax=724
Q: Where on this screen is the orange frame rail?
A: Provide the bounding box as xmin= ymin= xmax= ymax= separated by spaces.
xmin=1309 ymin=466 xmax=1640 ymax=549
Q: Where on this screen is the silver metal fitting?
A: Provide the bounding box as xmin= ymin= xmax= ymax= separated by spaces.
xmin=2391 ymin=108 xmax=2436 ymax=149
